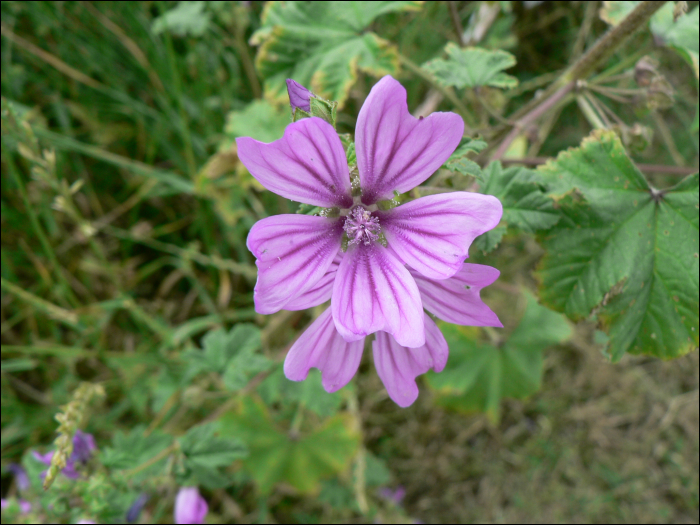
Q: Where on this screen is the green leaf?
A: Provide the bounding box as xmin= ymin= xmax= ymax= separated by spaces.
xmin=426 ymin=293 xmax=571 ymax=422
xmin=222 ymin=100 xmax=289 ymax=148
xmin=152 ymin=1 xmax=211 ymax=37
xmin=100 ymin=426 xmax=172 ymax=482
xmin=219 ymin=398 xmax=359 ymax=494
xmin=257 ymin=366 xmax=343 ymax=417
xmin=252 ymin=1 xmax=423 ymax=107
xmin=178 ymin=423 xmax=247 ymax=488
xmin=179 ymin=423 xmax=248 ymax=469
xmin=443 ymin=138 xmax=488 ymax=180
xmin=222 ymin=349 xmax=272 ymax=392
xmin=535 ymin=130 xmax=699 ymax=360
xmin=423 ymin=44 xmax=518 ymax=90
xmin=474 ymin=162 xmax=560 ymax=253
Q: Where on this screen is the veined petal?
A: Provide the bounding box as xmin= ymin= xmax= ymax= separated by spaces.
xmin=283 ymin=252 xmax=342 ymax=310
xmin=378 ymin=192 xmax=503 ymax=279
xmin=373 ymin=314 xmax=448 ymax=407
xmin=332 ymin=243 xmax=424 ymax=347
xmin=247 ymin=215 xmax=343 ymax=314
xmin=411 ymin=263 xmax=502 ymax=327
xmin=284 ymin=308 xmax=364 ymax=393
xmin=355 ymin=76 xmax=464 ymax=204
xmin=236 ymin=117 xmax=353 ymax=208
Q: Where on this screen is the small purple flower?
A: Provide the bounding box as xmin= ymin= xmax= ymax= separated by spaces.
xmin=174 ymin=487 xmax=208 ymax=525
xmin=71 ymin=430 xmax=97 ymax=463
xmin=32 ymin=431 xmax=96 ymax=480
xmin=237 ymin=76 xmax=502 ymax=406
xmin=286 ymin=79 xmax=315 ymax=113
xmin=8 ymin=463 xmax=30 ymax=491
xmin=378 ymin=485 xmax=406 ymax=505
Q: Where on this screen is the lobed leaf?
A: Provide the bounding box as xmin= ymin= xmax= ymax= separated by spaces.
xmin=423 ymin=44 xmax=518 ymax=90
xmin=473 ymin=161 xmax=560 ymax=253
xmin=251 ymin=1 xmax=423 ymax=108
xmin=219 ymin=397 xmax=359 ymax=493
xmin=426 ymin=293 xmax=571 ymax=422
xmin=536 ymin=130 xmax=699 ymax=360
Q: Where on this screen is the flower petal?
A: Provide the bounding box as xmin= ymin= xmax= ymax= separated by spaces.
xmin=236 ymin=117 xmax=353 ymax=208
xmin=284 ymin=308 xmax=364 ymax=392
xmin=373 ymin=314 xmax=448 ymax=407
xmin=174 ymin=487 xmax=208 ymax=525
xmin=355 ymin=76 xmax=464 ymax=204
xmin=282 ymin=252 xmax=342 ymax=310
xmin=378 ymin=192 xmax=503 ymax=279
xmin=411 ymin=263 xmax=502 ymax=327
xmin=247 ymin=215 xmax=344 ymax=314
xmin=332 ymin=243 xmax=424 ymax=347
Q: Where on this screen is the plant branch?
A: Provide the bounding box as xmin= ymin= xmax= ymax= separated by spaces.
xmin=491 ymin=1 xmax=667 ymax=160
xmin=448 ymin=1 xmax=465 ymax=46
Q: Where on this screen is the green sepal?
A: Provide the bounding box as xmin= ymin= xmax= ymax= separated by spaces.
xmin=292 ymin=108 xmax=312 ymax=122
xmin=310 ymin=97 xmax=338 ymax=128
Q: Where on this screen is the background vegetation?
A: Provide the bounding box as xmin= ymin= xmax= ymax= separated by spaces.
xmin=1 ymin=1 xmax=698 ymax=523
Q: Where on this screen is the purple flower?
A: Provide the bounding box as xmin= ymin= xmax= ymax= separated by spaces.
xmin=286 ymin=79 xmax=315 ymax=113
xmin=8 ymin=463 xmax=30 ymax=491
xmin=284 ymin=264 xmax=501 ymax=406
xmin=378 ymin=485 xmax=406 ymax=505
xmin=32 ymin=431 xmax=96 ymax=480
xmin=237 ymin=76 xmax=502 ymax=405
xmin=174 ymin=487 xmax=208 ymax=525
xmin=71 ymin=430 xmax=97 ymax=463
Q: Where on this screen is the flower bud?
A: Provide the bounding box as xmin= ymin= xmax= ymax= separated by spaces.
xmin=286 ymin=79 xmax=314 ymax=113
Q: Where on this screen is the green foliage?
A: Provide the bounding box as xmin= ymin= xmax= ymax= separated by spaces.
xmin=219 ymin=397 xmax=360 ymax=494
xmin=443 ymin=137 xmax=487 ymax=180
xmin=423 ymin=43 xmax=518 ymax=89
xmin=183 ymin=324 xmax=272 ymax=391
xmin=100 ymin=426 xmax=172 ymax=481
xmin=178 ymin=422 xmax=247 ymax=488
xmin=152 ymin=1 xmax=212 ymax=37
xmin=251 ymin=1 xmax=423 ymax=107
xmin=258 ymin=366 xmax=344 ymax=417
xmin=426 ymin=293 xmax=571 ymax=422
xmin=222 ymin=100 xmax=290 ymax=147
xmin=474 ymin=162 xmax=560 ymax=253
xmin=536 ymin=130 xmax=699 ymax=360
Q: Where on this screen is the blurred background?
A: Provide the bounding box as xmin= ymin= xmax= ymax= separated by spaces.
xmin=1 ymin=1 xmax=698 ymax=523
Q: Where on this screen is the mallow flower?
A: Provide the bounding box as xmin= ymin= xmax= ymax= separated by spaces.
xmin=236 ymin=76 xmax=502 ymax=406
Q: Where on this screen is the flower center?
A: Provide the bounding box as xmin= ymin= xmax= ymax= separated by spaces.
xmin=344 ymin=207 xmax=380 ymax=246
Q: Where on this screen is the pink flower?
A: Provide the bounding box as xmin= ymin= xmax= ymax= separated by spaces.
xmin=283 ymin=263 xmax=501 ymax=406
xmin=174 ymin=487 xmax=208 ymax=525
xmin=238 ymin=76 xmax=502 ymax=349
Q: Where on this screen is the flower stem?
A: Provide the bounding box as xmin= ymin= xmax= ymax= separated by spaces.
xmin=491 ymin=0 xmax=667 ymax=160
